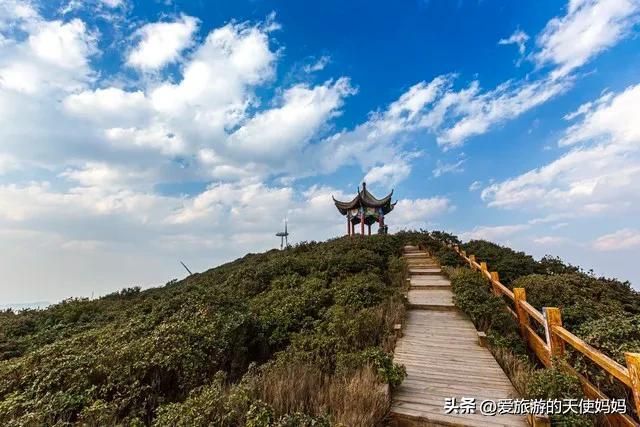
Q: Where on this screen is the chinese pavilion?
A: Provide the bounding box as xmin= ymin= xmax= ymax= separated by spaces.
xmin=333 ymin=182 xmax=396 ymax=235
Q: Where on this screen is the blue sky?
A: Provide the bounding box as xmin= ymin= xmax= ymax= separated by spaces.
xmin=1 ymin=0 xmax=639 ymax=305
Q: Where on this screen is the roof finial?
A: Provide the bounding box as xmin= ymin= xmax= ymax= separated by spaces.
xmin=362 ymin=182 xmax=366 ymax=189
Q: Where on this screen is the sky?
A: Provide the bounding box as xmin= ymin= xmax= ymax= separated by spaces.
xmin=1 ymin=0 xmax=639 ymax=305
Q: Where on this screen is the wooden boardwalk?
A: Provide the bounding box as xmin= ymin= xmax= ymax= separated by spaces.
xmin=391 ymin=246 xmax=527 ymax=427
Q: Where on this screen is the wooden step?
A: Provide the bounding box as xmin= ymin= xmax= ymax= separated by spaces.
xmin=411 ymin=285 xmax=451 ymax=290
xmin=408 ymin=303 xmax=456 ymax=311
xmin=409 ymin=270 xmax=443 ymax=276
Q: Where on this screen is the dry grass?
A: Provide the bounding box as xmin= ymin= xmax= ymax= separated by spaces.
xmin=489 ymin=345 xmax=534 ymax=397
xmin=255 ymin=362 xmax=390 ymax=427
xmin=250 ymin=254 xmax=407 ymax=425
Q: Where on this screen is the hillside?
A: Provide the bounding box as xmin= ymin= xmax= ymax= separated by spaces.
xmin=1 ymin=232 xmax=639 ymax=426
xmin=0 ymin=236 xmax=408 ymax=426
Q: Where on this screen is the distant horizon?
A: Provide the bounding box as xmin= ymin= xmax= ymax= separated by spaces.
xmin=1 ymin=0 xmax=639 ymax=303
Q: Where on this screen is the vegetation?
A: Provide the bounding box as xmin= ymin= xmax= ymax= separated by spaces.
xmin=0 ymin=236 xmax=407 ymax=426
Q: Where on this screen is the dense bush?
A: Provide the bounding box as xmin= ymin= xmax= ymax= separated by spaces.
xmin=526 ymin=363 xmax=593 ymax=426
xmin=0 ymin=235 xmax=407 ymax=425
xmin=460 ymin=240 xmax=543 ymax=285
xmin=446 ymin=267 xmax=525 ymax=355
xmin=514 ymin=274 xmax=640 ymax=330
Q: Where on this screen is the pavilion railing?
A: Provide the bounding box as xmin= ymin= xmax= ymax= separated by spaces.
xmin=438 ymin=242 xmax=640 ymax=427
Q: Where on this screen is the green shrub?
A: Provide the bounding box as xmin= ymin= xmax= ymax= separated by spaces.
xmin=526 ymin=363 xmax=593 ymax=426
xmin=446 ymin=267 xmax=525 ymax=355
xmin=0 ymin=235 xmax=407 ymax=425
xmin=460 ymin=240 xmax=542 ymax=285
xmin=513 ymin=274 xmax=639 ymax=330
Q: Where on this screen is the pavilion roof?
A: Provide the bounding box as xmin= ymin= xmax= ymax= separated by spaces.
xmin=333 ymin=182 xmax=396 ymax=215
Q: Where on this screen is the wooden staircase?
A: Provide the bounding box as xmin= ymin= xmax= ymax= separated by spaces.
xmin=390 ymin=246 xmax=528 ymax=427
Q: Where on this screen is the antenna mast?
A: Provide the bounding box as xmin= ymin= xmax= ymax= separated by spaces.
xmin=275 ymin=218 xmax=290 ymax=250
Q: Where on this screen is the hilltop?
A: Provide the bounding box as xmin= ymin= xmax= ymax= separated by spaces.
xmin=1 ymin=232 xmax=639 ymax=426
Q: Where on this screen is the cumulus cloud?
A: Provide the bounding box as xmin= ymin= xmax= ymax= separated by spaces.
xmin=481 ymin=84 xmax=640 ymax=216
xmin=127 ymin=14 xmax=199 ymax=71
xmin=227 ymin=78 xmax=355 ymax=163
xmin=0 ymin=15 xmax=98 ymax=93
xmin=593 ymin=229 xmax=640 ymax=251
xmin=393 ymin=197 xmax=453 ymax=230
xmin=363 ymin=160 xmax=412 ymax=187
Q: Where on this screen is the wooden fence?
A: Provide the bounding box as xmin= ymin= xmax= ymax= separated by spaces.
xmin=443 ymin=242 xmax=640 ymax=427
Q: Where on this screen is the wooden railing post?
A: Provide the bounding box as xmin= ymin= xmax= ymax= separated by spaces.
xmin=490 ymin=271 xmax=500 ymax=295
xmin=543 ymin=307 xmax=564 ymax=361
xmin=469 ymin=255 xmax=476 ymax=269
xmin=625 ymin=352 xmax=640 ymax=418
xmin=513 ymin=288 xmax=530 ymax=339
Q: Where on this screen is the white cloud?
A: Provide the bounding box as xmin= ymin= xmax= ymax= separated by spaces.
xmin=593 ymin=229 xmax=640 ymax=251
xmin=393 ymin=197 xmax=453 ymax=230
xmin=64 ymin=88 xmax=149 ymax=126
xmin=101 ymin=0 xmax=124 ymax=7
xmin=127 ymin=15 xmax=199 ymax=71
xmin=482 ymin=84 xmax=640 ymax=215
xmin=0 ymin=0 xmax=39 ymax=31
xmin=469 ymin=180 xmax=482 ymax=191
xmin=313 ymin=77 xmax=449 ymax=173
xmin=499 ymin=29 xmax=529 ymax=55
xmin=433 ymin=77 xmax=571 ymax=148
xmin=303 ymin=55 xmax=330 ymax=73
xmin=28 ymin=19 xmax=96 ymax=70
xmin=433 ymin=159 xmax=465 ymax=177
xmin=459 ymin=224 xmax=530 ymax=241
xmin=364 ymin=159 xmax=412 ymax=187
xmin=105 ymin=125 xmax=186 ymax=155
xmin=535 ymin=0 xmax=640 ymax=79
xmin=226 ymin=78 xmax=355 ymax=163
xmin=533 ymin=235 xmax=570 ymax=245
xmin=0 ymin=16 xmax=98 ymax=93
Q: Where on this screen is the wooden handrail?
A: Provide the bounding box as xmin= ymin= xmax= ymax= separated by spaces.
xmin=440 ymin=239 xmax=640 ymax=423
xmin=520 ymin=301 xmax=544 ymax=325
xmin=552 ymin=324 xmax=632 ymax=388
xmin=563 ymin=362 xmax=640 ymax=427
xmin=494 ymin=280 xmax=515 ymax=301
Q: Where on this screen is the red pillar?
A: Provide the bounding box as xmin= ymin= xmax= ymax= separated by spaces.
xmin=360 ymin=211 xmax=364 ymax=235
xmin=347 ymin=217 xmax=350 ymax=236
